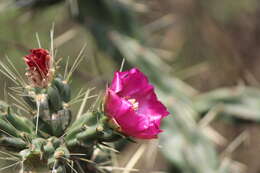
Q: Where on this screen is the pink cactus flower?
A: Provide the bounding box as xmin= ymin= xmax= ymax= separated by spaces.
xmin=24 ymin=48 xmax=52 ymax=87
xmin=104 ymin=68 xmax=169 ymax=139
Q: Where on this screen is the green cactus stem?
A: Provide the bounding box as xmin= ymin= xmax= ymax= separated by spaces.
xmin=0 ymin=136 xmax=27 ymax=150
xmin=47 ymin=85 xmax=63 ymax=113
xmin=53 ymin=76 xmax=71 ymax=103
xmin=0 ymin=118 xmax=21 ymax=138
xmin=5 ymin=109 xmax=35 ymax=135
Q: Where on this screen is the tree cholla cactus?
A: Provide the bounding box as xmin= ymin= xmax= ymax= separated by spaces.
xmin=0 ymin=45 xmax=169 ymax=172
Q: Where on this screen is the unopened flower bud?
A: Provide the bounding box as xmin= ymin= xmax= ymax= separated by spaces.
xmin=24 ymin=48 xmax=53 ymax=87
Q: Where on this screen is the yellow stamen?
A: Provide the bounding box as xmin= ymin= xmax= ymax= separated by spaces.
xmin=128 ymin=98 xmax=139 ymax=111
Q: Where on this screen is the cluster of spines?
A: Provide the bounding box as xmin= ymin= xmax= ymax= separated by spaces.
xmin=0 ymin=74 xmax=125 ymax=172
xmin=22 ymin=74 xmax=71 ymax=137
xmin=0 ymin=41 xmax=129 ymax=172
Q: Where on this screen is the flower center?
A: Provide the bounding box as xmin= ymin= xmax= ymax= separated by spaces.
xmin=128 ymin=98 xmax=139 ymax=111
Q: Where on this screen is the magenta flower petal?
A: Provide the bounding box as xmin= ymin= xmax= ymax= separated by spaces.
xmin=105 ymin=89 xmax=132 ymax=119
xmin=104 ymin=68 xmax=169 ymax=139
xmin=115 ymin=68 xmax=151 ymax=97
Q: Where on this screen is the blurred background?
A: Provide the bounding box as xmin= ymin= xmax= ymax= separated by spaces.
xmin=1 ymin=0 xmax=260 ymax=173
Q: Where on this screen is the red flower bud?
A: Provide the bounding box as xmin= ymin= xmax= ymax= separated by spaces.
xmin=24 ymin=48 xmax=52 ymax=87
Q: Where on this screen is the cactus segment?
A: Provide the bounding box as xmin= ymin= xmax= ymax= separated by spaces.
xmin=43 ymin=141 xmax=55 ymax=157
xmin=0 ymin=118 xmax=20 ymax=137
xmin=6 ymin=110 xmax=35 ymax=134
xmin=51 ymin=109 xmax=72 ymax=136
xmin=32 ymin=138 xmax=46 ymax=153
xmin=48 ymin=137 xmax=61 ymax=149
xmin=37 ymin=94 xmax=51 ymax=119
xmin=67 ymin=112 xmax=97 ymax=131
xmin=65 ymin=126 xmax=84 ymax=142
xmin=53 ymin=77 xmax=71 ymax=103
xmin=100 ymin=128 xmax=122 ymax=142
xmin=33 ymin=116 xmax=53 ymax=135
xmin=76 ymin=126 xmax=103 ymax=143
xmin=47 ymin=85 xmax=63 ymax=113
xmin=23 ymin=95 xmax=37 ymax=110
xmin=0 ymin=136 xmax=27 ymax=149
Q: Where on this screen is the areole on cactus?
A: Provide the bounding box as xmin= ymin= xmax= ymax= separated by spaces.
xmin=0 ymin=46 xmax=169 ymax=173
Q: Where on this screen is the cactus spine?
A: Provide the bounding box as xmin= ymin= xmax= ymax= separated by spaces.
xmin=0 ymin=48 xmax=126 ymax=173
